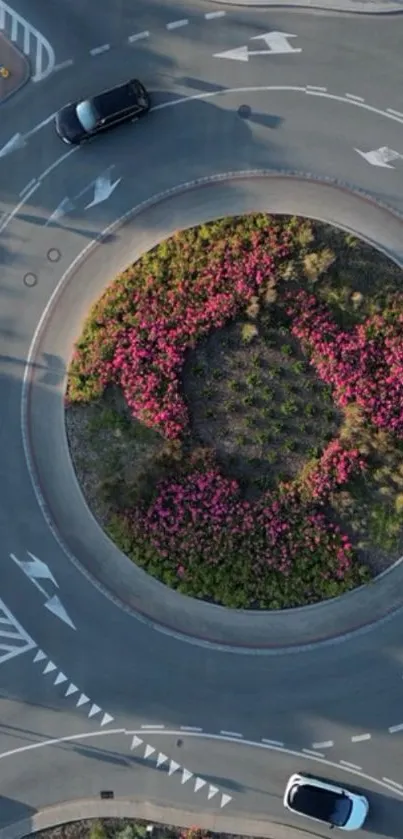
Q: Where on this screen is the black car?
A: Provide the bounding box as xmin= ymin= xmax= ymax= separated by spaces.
xmin=55 ymin=78 xmax=150 ymax=145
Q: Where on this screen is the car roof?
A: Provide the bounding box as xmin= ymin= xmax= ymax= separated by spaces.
xmin=91 ymin=80 xmax=141 ymax=118
xmin=290 ymin=783 xmax=341 ymax=822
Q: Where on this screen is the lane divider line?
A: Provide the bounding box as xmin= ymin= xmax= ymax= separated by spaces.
xmin=166 ymin=19 xmax=188 ymax=30
xmin=204 ymin=10 xmax=226 ymax=17
xmin=19 ymin=177 xmax=36 ymax=198
xmin=383 ymin=777 xmax=403 ymax=790
xmin=340 ymin=760 xmax=362 ymax=771
xmin=388 ymin=723 xmax=403 ymax=733
xmin=351 ymin=733 xmax=371 ymax=742
xmin=261 ymin=738 xmax=284 ymax=747
xmin=345 ymin=93 xmax=364 ymax=102
xmin=90 ymin=44 xmax=110 ymax=56
xmin=312 ymin=740 xmax=334 ymax=749
xmin=140 ymin=724 xmax=165 ymax=730
xmin=303 ymin=748 xmax=325 ymax=758
xmin=387 ymin=108 xmax=403 ymax=118
xmin=128 ymin=31 xmax=149 ymax=43
xmin=52 ymin=59 xmax=74 ymax=73
xmin=306 ymin=85 xmax=327 ymax=92
xmin=180 ymin=726 xmax=203 ymax=732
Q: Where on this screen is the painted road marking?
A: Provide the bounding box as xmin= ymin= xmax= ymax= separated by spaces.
xmin=0 ymin=0 xmax=55 ymax=80
xmin=351 ymin=733 xmax=371 ymax=742
xmin=180 ymin=726 xmax=203 ymax=732
xmin=166 ymin=19 xmax=188 ymax=30
xmin=205 ymin=10 xmax=226 ymax=18
xmin=306 ymin=85 xmax=327 ymax=92
xmin=312 ymin=740 xmax=334 ymax=749
xmin=340 ymin=760 xmax=362 ymax=771
xmin=220 ymin=730 xmax=243 ymax=738
xmin=261 ymin=738 xmax=284 ymax=747
xmin=130 ymin=735 xmax=232 ymax=808
xmin=383 ymin=778 xmax=403 ymax=790
xmin=389 ymin=723 xmax=403 ymax=733
xmin=215 ymin=31 xmax=301 ymax=61
xmin=2 ymin=727 xmax=403 ymax=803
xmin=32 ymin=648 xmax=114 ymax=726
xmin=10 ymin=552 xmax=76 ymax=630
xmin=0 ymin=132 xmax=26 ymax=158
xmin=0 ymin=597 xmax=36 ymax=664
xmin=387 ymin=108 xmax=403 ymax=119
xmin=128 ymin=31 xmax=149 ymax=43
xmin=355 ymin=146 xmax=402 ymax=168
xmin=85 ymin=168 xmax=122 ymax=209
xmin=345 ymin=93 xmax=364 ymax=102
xmin=52 ymin=59 xmax=74 ymax=73
xmin=303 ymin=748 xmax=324 ymax=758
xmin=90 ymin=44 xmax=110 ymax=56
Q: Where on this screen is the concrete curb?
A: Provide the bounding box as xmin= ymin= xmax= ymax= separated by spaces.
xmin=0 ymin=798 xmax=317 ymax=839
xmin=25 ymin=170 xmax=403 ymax=653
xmin=205 ymin=0 xmax=403 ymax=13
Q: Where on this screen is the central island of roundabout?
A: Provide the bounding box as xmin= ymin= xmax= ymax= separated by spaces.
xmin=24 ymin=173 xmax=403 ymax=651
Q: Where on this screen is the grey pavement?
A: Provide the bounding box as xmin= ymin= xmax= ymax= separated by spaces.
xmin=1 ymin=0 xmax=403 ymax=836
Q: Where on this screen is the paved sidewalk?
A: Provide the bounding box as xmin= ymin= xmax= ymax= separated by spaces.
xmin=207 ymin=0 xmax=403 ymax=13
xmin=0 ymin=33 xmax=29 ymax=103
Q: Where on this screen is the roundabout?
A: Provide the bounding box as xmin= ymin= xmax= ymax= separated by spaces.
xmin=1 ymin=2 xmax=403 ymax=838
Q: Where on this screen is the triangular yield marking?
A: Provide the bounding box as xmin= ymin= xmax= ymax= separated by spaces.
xmin=76 ymin=693 xmax=89 ymax=707
xmin=194 ymin=777 xmax=206 ymax=792
xmin=33 ymin=649 xmax=46 ymax=663
xmin=65 ymin=683 xmax=78 ymax=696
xmin=54 ymin=672 xmax=67 ymax=685
xmin=88 ymin=704 xmax=101 ymax=717
xmin=168 ymin=760 xmax=180 ymax=776
xmin=144 ymin=744 xmax=155 ymax=759
xmin=220 ymin=793 xmax=232 ymax=808
xmin=43 ymin=661 xmax=56 ymax=674
xmin=101 ymin=712 xmax=114 ymax=726
xmin=131 ymin=735 xmax=143 ymax=750
xmin=156 ymin=752 xmax=168 ymax=767
xmin=208 ymin=785 xmax=219 ymax=800
xmin=181 ymin=768 xmax=193 ymax=784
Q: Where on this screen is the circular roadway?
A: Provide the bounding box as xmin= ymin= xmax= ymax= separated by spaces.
xmin=1 ymin=1 xmax=403 ymax=837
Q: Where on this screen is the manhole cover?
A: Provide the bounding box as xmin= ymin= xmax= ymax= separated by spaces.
xmin=47 ymin=248 xmax=61 ymax=263
xmin=238 ymin=104 xmax=251 ymax=119
xmin=23 ymin=272 xmax=38 ymax=287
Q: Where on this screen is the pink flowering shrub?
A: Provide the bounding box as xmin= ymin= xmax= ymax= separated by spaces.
xmin=304 ymin=439 xmax=366 ymax=503
xmin=115 ymin=464 xmax=369 ymax=608
xmin=286 ymin=290 xmax=403 ymax=438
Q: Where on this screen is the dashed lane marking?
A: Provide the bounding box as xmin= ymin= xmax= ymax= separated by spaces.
xmin=306 ymin=85 xmax=327 ymax=92
xmin=351 ymin=733 xmax=371 ymax=742
xmin=312 ymin=740 xmax=334 ymax=749
xmin=220 ymin=730 xmax=243 ymax=738
xmin=261 ymin=738 xmax=284 ymax=747
xmin=128 ymin=31 xmax=149 ymax=43
xmin=90 ymin=44 xmax=110 ymax=56
xmin=389 ymin=723 xmax=403 ymax=733
xmin=340 ymin=760 xmax=362 ymax=771
xmin=387 ymin=108 xmax=403 ymax=119
xmin=303 ymin=748 xmax=325 ymax=758
xmin=346 ymin=93 xmax=364 ymax=102
xmin=383 ymin=778 xmax=403 ymax=791
xmin=205 ymin=10 xmax=226 ymax=17
xmin=166 ymin=19 xmax=189 ymax=30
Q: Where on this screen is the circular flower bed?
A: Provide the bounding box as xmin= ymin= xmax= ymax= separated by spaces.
xmin=66 ymin=214 xmax=403 ymax=609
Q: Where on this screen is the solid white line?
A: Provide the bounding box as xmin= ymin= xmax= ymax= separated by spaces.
xmin=383 ymin=777 xmax=403 ymax=790
xmin=345 ymin=93 xmax=364 ymax=102
xmin=23 ymin=26 xmax=30 ymax=53
xmin=128 ymin=31 xmax=149 ymax=42
xmin=204 ymin=10 xmax=226 ymax=17
xmin=52 ymin=59 xmax=74 ymax=73
xmin=388 ymin=723 xmax=403 ymax=733
xmin=38 ymin=146 xmax=78 ymax=182
xmin=166 ymin=19 xmax=188 ymax=29
xmin=312 ymin=740 xmax=334 ymax=749
xmin=140 ymin=724 xmax=165 ymax=730
xmin=11 ymin=15 xmax=18 ymax=40
xmin=90 ymin=44 xmax=110 ymax=56
xmin=2 ymin=727 xmax=402 ymax=801
xmin=388 ymin=108 xmax=403 ymax=119
xmin=180 ymin=726 xmax=203 ymax=732
xmin=303 ymin=749 xmax=324 ymax=758
xmin=261 ymin=738 xmax=284 ymax=747
xmin=306 ymin=85 xmax=327 ymax=92
xmin=340 ymin=760 xmax=362 ymax=771
xmin=220 ymin=730 xmax=243 ymax=738
xmin=19 ymin=178 xmax=36 ymax=198
xmin=351 ymin=733 xmax=371 ymax=742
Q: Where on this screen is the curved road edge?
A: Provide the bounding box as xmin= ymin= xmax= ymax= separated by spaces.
xmin=205 ymin=0 xmax=403 ymax=14
xmin=25 ymin=171 xmax=403 ymax=652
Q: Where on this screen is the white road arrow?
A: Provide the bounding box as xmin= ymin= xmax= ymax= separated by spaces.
xmin=45 ymin=197 xmax=74 ymax=226
xmin=355 ymin=146 xmax=402 ymax=168
xmin=85 ymin=169 xmax=122 ymax=209
xmin=10 ymin=553 xmax=76 ymax=630
xmin=0 ymin=133 xmax=26 ymax=158
xmin=214 ymin=30 xmax=301 ymax=61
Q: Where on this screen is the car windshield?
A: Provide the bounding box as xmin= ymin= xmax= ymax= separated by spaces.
xmin=76 ymin=100 xmax=98 ymax=132
xmin=332 ymin=795 xmax=353 ymax=826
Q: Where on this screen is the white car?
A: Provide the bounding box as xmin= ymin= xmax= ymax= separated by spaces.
xmin=284 ymin=773 xmax=369 ymax=831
